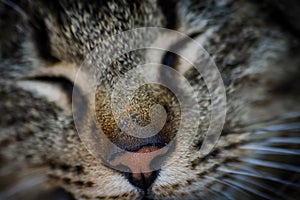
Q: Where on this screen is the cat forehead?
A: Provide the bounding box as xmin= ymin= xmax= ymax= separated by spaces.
xmin=27 ymin=0 xmax=164 ymax=63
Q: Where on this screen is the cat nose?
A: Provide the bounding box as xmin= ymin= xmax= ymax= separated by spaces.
xmin=126 ymin=168 xmax=159 ymax=192
xmin=111 ymin=145 xmax=168 ymax=191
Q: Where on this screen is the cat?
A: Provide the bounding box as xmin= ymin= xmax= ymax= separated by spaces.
xmin=1 ymin=0 xmax=300 ymax=199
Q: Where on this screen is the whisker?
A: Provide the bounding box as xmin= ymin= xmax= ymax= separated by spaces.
xmin=223 ymin=162 xmax=299 ymax=198
xmin=217 ymin=167 xmax=300 ymax=187
xmin=202 ymin=176 xmax=235 ymax=200
xmin=225 ymin=162 xmax=261 ymax=174
xmin=204 ymin=175 xmax=250 ymax=197
xmin=239 ymin=122 xmax=300 ymax=135
xmin=203 ymin=184 xmax=230 ymax=200
xmin=243 ymin=112 xmax=300 ymax=128
xmin=209 ymin=187 xmax=233 ymax=200
xmin=240 ymin=158 xmax=300 ymax=173
xmin=276 ymin=173 xmax=300 ymax=195
xmin=278 ymin=112 xmax=300 ymax=120
xmin=264 ymin=137 xmax=300 ymax=144
xmin=1 ymin=0 xmax=28 ymax=20
xmin=222 ymin=126 xmax=300 ymax=139
xmin=223 ymin=178 xmax=274 ymax=200
xmin=232 ymin=175 xmax=286 ymax=199
xmin=238 ymin=145 xmax=300 ymax=155
xmin=256 ymin=123 xmax=300 ymax=133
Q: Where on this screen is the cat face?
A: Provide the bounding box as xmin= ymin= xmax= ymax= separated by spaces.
xmin=1 ymin=0 xmax=300 ymax=199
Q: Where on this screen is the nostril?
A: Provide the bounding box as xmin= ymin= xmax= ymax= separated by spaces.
xmin=111 ymin=146 xmax=163 ymax=174
xmin=110 ymin=145 xmax=168 ymax=192
xmin=125 ymin=170 xmax=159 ymax=192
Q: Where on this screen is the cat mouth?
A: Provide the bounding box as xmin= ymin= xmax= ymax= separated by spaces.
xmin=108 ymin=141 xmax=175 ymax=193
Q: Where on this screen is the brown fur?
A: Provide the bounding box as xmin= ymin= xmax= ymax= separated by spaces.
xmin=1 ymin=0 xmax=300 ymax=199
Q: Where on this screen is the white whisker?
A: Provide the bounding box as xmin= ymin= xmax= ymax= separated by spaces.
xmin=257 ymin=123 xmax=300 ymax=133
xmin=204 ymin=175 xmax=250 ymax=197
xmin=225 ymin=162 xmax=260 ymax=174
xmin=1 ymin=0 xmax=28 ymax=20
xmin=239 ymin=145 xmax=300 ymax=155
xmin=232 ymin=175 xmax=286 ymax=199
xmin=209 ymin=187 xmax=233 ymax=200
xmin=217 ymin=167 xmax=300 ymax=187
xmin=280 ymin=112 xmax=300 ymax=119
xmin=244 ymin=112 xmax=300 ymax=127
xmin=223 ymin=178 xmax=274 ymax=200
xmin=203 ymin=184 xmax=230 ymax=200
xmin=264 ymin=137 xmax=300 ymax=144
xmin=240 ymin=158 xmax=300 ymax=173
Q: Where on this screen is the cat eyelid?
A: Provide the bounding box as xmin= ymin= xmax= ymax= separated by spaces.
xmin=16 ymin=76 xmax=73 ymax=113
xmin=160 ymin=31 xmax=204 ymax=74
xmin=16 ymin=62 xmax=83 ymax=113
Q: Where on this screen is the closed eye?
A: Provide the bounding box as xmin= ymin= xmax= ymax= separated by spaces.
xmin=17 ymin=75 xmax=75 ymax=113
xmin=162 ymin=51 xmax=178 ymax=69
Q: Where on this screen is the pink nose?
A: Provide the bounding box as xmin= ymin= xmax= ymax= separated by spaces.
xmin=111 ymin=145 xmax=168 ymax=190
